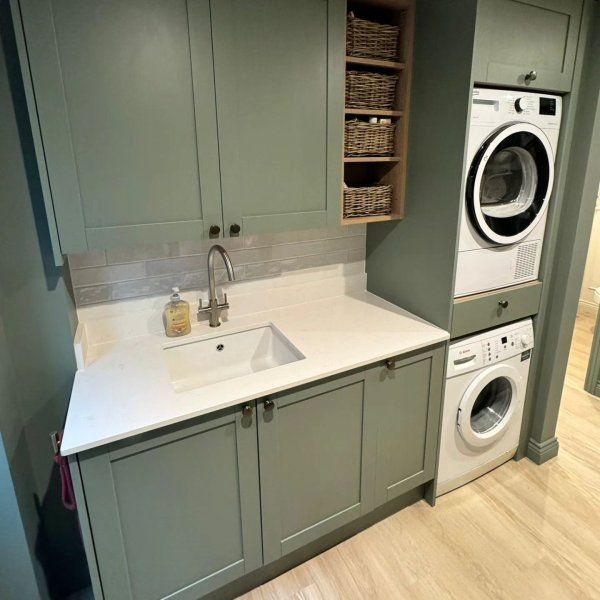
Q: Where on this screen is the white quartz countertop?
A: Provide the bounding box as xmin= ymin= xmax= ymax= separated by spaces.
xmin=61 ymin=291 xmax=449 ymax=455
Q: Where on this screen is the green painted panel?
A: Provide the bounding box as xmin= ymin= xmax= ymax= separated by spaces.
xmin=78 ymin=406 xmax=262 ymax=600
xmin=258 ymin=370 xmax=376 ymax=564
xmin=473 ymin=0 xmax=583 ymax=92
xmin=211 ymin=0 xmax=344 ymax=236
xmin=451 ymin=281 xmax=543 ymax=339
xmin=367 ymin=347 xmax=445 ymax=506
xmin=366 ymin=0 xmax=478 ymax=331
xmin=17 ymin=0 xmax=222 ymax=252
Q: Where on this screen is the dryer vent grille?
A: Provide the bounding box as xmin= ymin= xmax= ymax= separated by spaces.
xmin=514 ymin=243 xmax=538 ymax=280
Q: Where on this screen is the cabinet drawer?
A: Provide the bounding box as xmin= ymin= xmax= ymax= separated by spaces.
xmin=451 ymin=281 xmax=542 ymax=339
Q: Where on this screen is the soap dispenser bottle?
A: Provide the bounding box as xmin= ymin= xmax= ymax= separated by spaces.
xmin=163 ymin=287 xmax=191 ymax=337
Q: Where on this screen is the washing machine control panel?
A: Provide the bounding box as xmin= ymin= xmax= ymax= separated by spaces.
xmin=480 ymin=323 xmax=534 ymax=365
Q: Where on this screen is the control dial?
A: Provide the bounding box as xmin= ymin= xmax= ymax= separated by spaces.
xmin=514 ymin=98 xmax=525 ymax=113
xmin=520 ymin=334 xmax=532 ymax=348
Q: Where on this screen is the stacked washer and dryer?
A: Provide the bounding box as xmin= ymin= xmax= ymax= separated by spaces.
xmin=436 ymin=88 xmax=561 ymax=496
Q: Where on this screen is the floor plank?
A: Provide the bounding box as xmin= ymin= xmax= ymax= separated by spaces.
xmin=238 ymin=314 xmax=600 ymax=600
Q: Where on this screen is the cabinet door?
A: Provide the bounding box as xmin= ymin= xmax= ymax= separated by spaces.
xmin=368 ymin=347 xmax=445 ymax=506
xmin=258 ymin=371 xmax=376 ymax=564
xmin=473 ymin=0 xmax=583 ymax=92
xmin=78 ymin=405 xmax=262 ymax=600
xmin=211 ymin=0 xmax=345 ymax=237
xmin=18 ymin=0 xmax=222 ymax=253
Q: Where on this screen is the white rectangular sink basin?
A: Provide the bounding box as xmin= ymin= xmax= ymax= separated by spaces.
xmin=164 ymin=325 xmax=305 ymax=392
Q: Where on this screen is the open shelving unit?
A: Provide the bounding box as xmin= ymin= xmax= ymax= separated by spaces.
xmin=341 ymin=0 xmax=415 ymax=225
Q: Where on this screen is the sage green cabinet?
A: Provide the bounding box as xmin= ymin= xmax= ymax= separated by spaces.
xmin=210 ymin=0 xmax=345 ymax=237
xmin=74 ymin=345 xmax=446 ymax=597
xmin=17 ymin=0 xmax=222 ymax=253
xmin=473 ymin=0 xmax=584 ymax=92
xmin=368 ymin=347 xmax=445 ymax=506
xmin=257 ymin=370 xmax=376 ymax=564
xmin=14 ymin=0 xmax=345 ymax=254
xmin=78 ymin=405 xmax=262 ymax=600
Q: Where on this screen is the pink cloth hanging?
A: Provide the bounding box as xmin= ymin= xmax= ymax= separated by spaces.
xmin=53 ymin=432 xmax=76 ymax=511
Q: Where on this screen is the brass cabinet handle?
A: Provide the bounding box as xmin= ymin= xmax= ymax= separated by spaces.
xmin=242 ymin=404 xmax=253 ymax=418
xmin=524 ymin=70 xmax=537 ymax=83
xmin=385 ymin=358 xmax=396 ymax=370
xmin=498 ymin=300 xmax=509 ymax=309
xmin=264 ymin=399 xmax=275 ymax=412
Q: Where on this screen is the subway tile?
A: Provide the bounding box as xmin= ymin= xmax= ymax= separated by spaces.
xmin=145 ymin=255 xmax=206 ymax=277
xmin=105 ymin=243 xmax=178 ymax=265
xmin=296 ymin=250 xmax=349 ymax=270
xmin=74 ymin=285 xmax=111 ymax=306
xmin=243 ymin=227 xmax=349 ymax=249
xmin=68 ymin=250 xmax=106 ymax=270
xmin=178 ymin=237 xmax=243 ymax=257
xmin=71 ymin=262 xmax=146 ymax=288
xmin=348 ymin=247 xmax=366 ymax=262
xmin=110 ymin=271 xmax=207 ymax=301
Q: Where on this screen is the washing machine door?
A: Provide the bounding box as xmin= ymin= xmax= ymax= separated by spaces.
xmin=466 ymin=122 xmax=554 ymax=246
xmin=457 ymin=364 xmax=522 ymax=448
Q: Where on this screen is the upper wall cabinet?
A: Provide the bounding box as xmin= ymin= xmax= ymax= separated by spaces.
xmin=17 ymin=0 xmax=223 ymax=254
xmin=211 ymin=0 xmax=345 ymax=237
xmin=473 ymin=0 xmax=584 ymax=92
xmin=14 ymin=0 xmax=345 ymax=255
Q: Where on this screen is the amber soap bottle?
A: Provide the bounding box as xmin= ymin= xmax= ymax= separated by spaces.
xmin=163 ymin=287 xmax=191 ymax=337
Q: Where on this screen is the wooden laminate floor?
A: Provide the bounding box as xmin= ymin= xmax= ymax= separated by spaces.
xmin=238 ymin=314 xmax=600 ymax=600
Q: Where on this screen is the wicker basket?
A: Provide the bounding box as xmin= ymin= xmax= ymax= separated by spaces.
xmin=344 ymin=185 xmax=392 ymax=218
xmin=345 ymin=119 xmax=396 ymax=156
xmin=346 ymin=14 xmax=400 ymax=61
xmin=345 ymin=71 xmax=398 ymax=110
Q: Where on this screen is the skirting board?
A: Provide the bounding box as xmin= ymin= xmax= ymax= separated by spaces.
xmin=527 ymin=437 xmax=560 ymax=465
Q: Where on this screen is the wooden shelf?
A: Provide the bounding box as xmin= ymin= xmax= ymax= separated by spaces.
xmin=345 ymin=56 xmax=405 ymax=71
xmin=341 ymin=213 xmax=404 ymax=225
xmin=344 ymin=156 xmax=401 ymax=163
xmin=341 ymin=0 xmax=415 ymax=228
xmin=344 ymin=108 xmax=403 ymax=117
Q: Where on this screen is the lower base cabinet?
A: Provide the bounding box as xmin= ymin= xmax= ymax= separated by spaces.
xmin=76 ymin=345 xmax=445 ymax=600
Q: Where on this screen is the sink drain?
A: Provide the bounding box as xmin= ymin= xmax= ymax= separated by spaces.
xmin=216 ymin=344 xmax=224 ymax=352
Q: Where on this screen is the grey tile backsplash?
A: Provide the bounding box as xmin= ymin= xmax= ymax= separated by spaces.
xmin=68 ymin=226 xmax=367 ymax=306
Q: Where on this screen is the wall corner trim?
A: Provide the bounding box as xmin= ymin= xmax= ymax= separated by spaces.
xmin=526 ymin=436 xmax=560 ymax=465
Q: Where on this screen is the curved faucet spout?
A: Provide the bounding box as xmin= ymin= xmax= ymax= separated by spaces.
xmin=200 ymin=245 xmax=236 ymax=327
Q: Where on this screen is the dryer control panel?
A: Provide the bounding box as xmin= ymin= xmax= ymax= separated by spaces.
xmin=447 ymin=319 xmax=534 ymax=378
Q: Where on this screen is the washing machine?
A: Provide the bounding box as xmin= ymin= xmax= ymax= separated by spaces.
xmin=454 ymin=88 xmax=562 ymax=297
xmin=436 ymin=319 xmax=534 ymax=497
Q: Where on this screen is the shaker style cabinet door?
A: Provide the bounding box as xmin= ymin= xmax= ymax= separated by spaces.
xmin=17 ymin=0 xmax=222 ymax=253
xmin=367 ymin=346 xmax=445 ymax=506
xmin=257 ymin=371 xmax=376 ymax=564
xmin=473 ymin=0 xmax=583 ymax=92
xmin=78 ymin=406 xmax=262 ymax=600
xmin=210 ymin=0 xmax=345 ymax=237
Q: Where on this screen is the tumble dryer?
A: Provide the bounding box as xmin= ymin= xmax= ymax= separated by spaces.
xmin=454 ymin=88 xmax=562 ymax=297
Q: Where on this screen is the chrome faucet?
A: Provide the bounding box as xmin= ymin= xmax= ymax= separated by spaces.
xmin=198 ymin=245 xmax=235 ymax=327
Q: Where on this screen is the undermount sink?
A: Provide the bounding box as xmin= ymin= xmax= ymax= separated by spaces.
xmin=164 ymin=324 xmax=305 ymax=392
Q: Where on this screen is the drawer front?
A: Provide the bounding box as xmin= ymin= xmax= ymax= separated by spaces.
xmin=451 ymin=281 xmax=543 ymax=339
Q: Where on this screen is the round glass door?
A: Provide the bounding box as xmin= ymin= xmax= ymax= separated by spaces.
xmin=457 ymin=365 xmax=520 ymax=448
xmin=470 ymin=377 xmax=512 ymax=434
xmin=467 ymin=123 xmax=554 ymax=245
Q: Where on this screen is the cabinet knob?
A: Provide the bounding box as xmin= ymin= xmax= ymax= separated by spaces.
xmin=524 ymin=70 xmax=537 ymax=83
xmin=498 ymin=300 xmax=509 ymax=309
xmin=385 ymin=358 xmax=396 ymax=370
xmin=242 ymin=404 xmax=253 ymax=418
xmin=230 ymin=223 xmax=241 ymax=236
xmin=263 ymin=399 xmax=275 ymax=412
xmin=209 ymin=224 xmax=221 ymax=238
